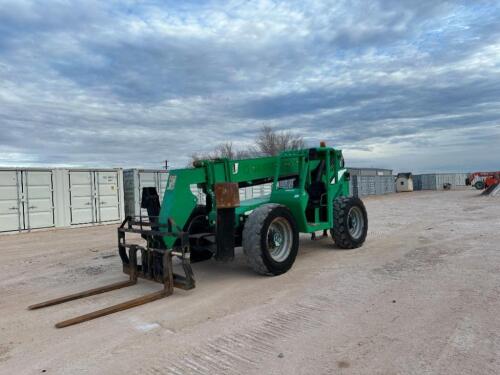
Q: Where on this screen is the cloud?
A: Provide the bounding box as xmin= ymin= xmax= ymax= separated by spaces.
xmin=0 ymin=0 xmax=499 ymax=172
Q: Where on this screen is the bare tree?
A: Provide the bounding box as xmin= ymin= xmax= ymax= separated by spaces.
xmin=188 ymin=127 xmax=305 ymax=166
xmin=255 ymin=126 xmax=305 ymax=156
xmin=189 ymin=142 xmax=242 ymax=166
xmin=213 ymin=142 xmax=236 ymax=159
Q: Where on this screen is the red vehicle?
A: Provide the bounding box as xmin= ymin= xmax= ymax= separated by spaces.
xmin=466 ymin=171 xmax=500 ymax=190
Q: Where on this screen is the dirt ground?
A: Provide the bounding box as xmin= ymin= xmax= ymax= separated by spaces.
xmin=1 ymin=190 xmax=499 ymax=375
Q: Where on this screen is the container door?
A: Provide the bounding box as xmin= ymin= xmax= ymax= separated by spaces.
xmin=0 ymin=170 xmax=23 ymax=232
xmin=96 ymin=171 xmax=121 ymax=222
xmin=23 ymin=170 xmax=55 ymax=230
xmin=69 ymin=171 xmax=95 ymax=224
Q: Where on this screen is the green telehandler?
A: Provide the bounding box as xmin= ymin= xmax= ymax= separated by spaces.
xmin=30 ymin=144 xmax=368 ymax=327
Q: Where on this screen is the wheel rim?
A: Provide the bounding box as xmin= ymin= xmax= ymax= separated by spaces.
xmin=267 ymin=217 xmax=293 ymax=262
xmin=347 ymin=206 xmax=364 ymax=240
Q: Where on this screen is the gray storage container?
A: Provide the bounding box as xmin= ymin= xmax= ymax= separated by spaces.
xmin=351 ymin=175 xmax=395 ymax=197
xmin=123 ymin=169 xmax=168 ymax=218
xmin=413 ymin=175 xmax=422 ymax=190
xmin=413 ymin=173 xmax=469 ymax=190
xmin=348 ymin=167 xmax=393 ymax=176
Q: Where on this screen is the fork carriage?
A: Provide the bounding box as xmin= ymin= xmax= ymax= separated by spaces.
xmin=29 ymin=215 xmax=195 ymax=328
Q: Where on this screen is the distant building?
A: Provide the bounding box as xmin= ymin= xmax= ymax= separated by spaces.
xmin=396 ymin=173 xmax=413 ymax=192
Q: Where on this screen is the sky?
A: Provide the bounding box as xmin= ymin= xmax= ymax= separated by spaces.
xmin=0 ymin=0 xmax=499 ymax=173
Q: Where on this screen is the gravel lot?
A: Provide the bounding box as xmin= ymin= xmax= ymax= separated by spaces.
xmin=1 ymin=190 xmax=499 ymax=374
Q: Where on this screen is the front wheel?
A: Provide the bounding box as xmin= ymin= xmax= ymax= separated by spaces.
xmin=242 ymin=204 xmax=299 ymax=275
xmin=332 ymin=196 xmax=368 ymax=249
xmin=474 ymin=181 xmax=485 ymax=190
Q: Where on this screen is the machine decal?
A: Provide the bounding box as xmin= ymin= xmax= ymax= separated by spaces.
xmin=167 ymin=175 xmax=177 ymax=190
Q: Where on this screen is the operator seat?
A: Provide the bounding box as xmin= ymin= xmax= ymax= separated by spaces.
xmin=307 ymin=160 xmax=326 ymax=206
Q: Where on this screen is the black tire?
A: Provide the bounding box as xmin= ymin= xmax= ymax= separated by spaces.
xmin=184 ymin=206 xmax=213 ymax=263
xmin=332 ymin=196 xmax=368 ymax=249
xmin=242 ymin=204 xmax=299 ymax=275
xmin=474 ymin=181 xmax=485 ymax=190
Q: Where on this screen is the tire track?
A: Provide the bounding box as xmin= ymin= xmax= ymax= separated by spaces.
xmin=138 ymin=297 xmax=331 ymax=375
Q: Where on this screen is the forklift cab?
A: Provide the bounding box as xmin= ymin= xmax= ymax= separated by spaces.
xmin=270 ymin=147 xmax=343 ymax=233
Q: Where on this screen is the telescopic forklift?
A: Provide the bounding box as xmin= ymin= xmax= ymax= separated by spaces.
xmin=30 ymin=144 xmax=368 ymax=327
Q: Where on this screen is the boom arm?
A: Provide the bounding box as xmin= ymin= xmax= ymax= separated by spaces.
xmin=159 ymin=147 xmax=347 ymax=248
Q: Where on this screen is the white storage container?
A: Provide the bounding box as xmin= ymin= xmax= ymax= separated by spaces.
xmin=0 ymin=168 xmax=124 ymax=232
xmin=0 ymin=169 xmax=55 ymax=232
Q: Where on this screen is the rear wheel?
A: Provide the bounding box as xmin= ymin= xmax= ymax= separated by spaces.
xmin=243 ymin=204 xmax=299 ymax=275
xmin=474 ymin=181 xmax=485 ymax=190
xmin=332 ymin=196 xmax=368 ymax=249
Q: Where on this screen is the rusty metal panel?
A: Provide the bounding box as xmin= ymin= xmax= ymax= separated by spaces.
xmin=214 ymin=182 xmax=240 ymax=208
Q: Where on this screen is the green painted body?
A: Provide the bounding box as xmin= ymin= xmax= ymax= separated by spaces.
xmin=159 ymin=147 xmax=349 ymax=248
